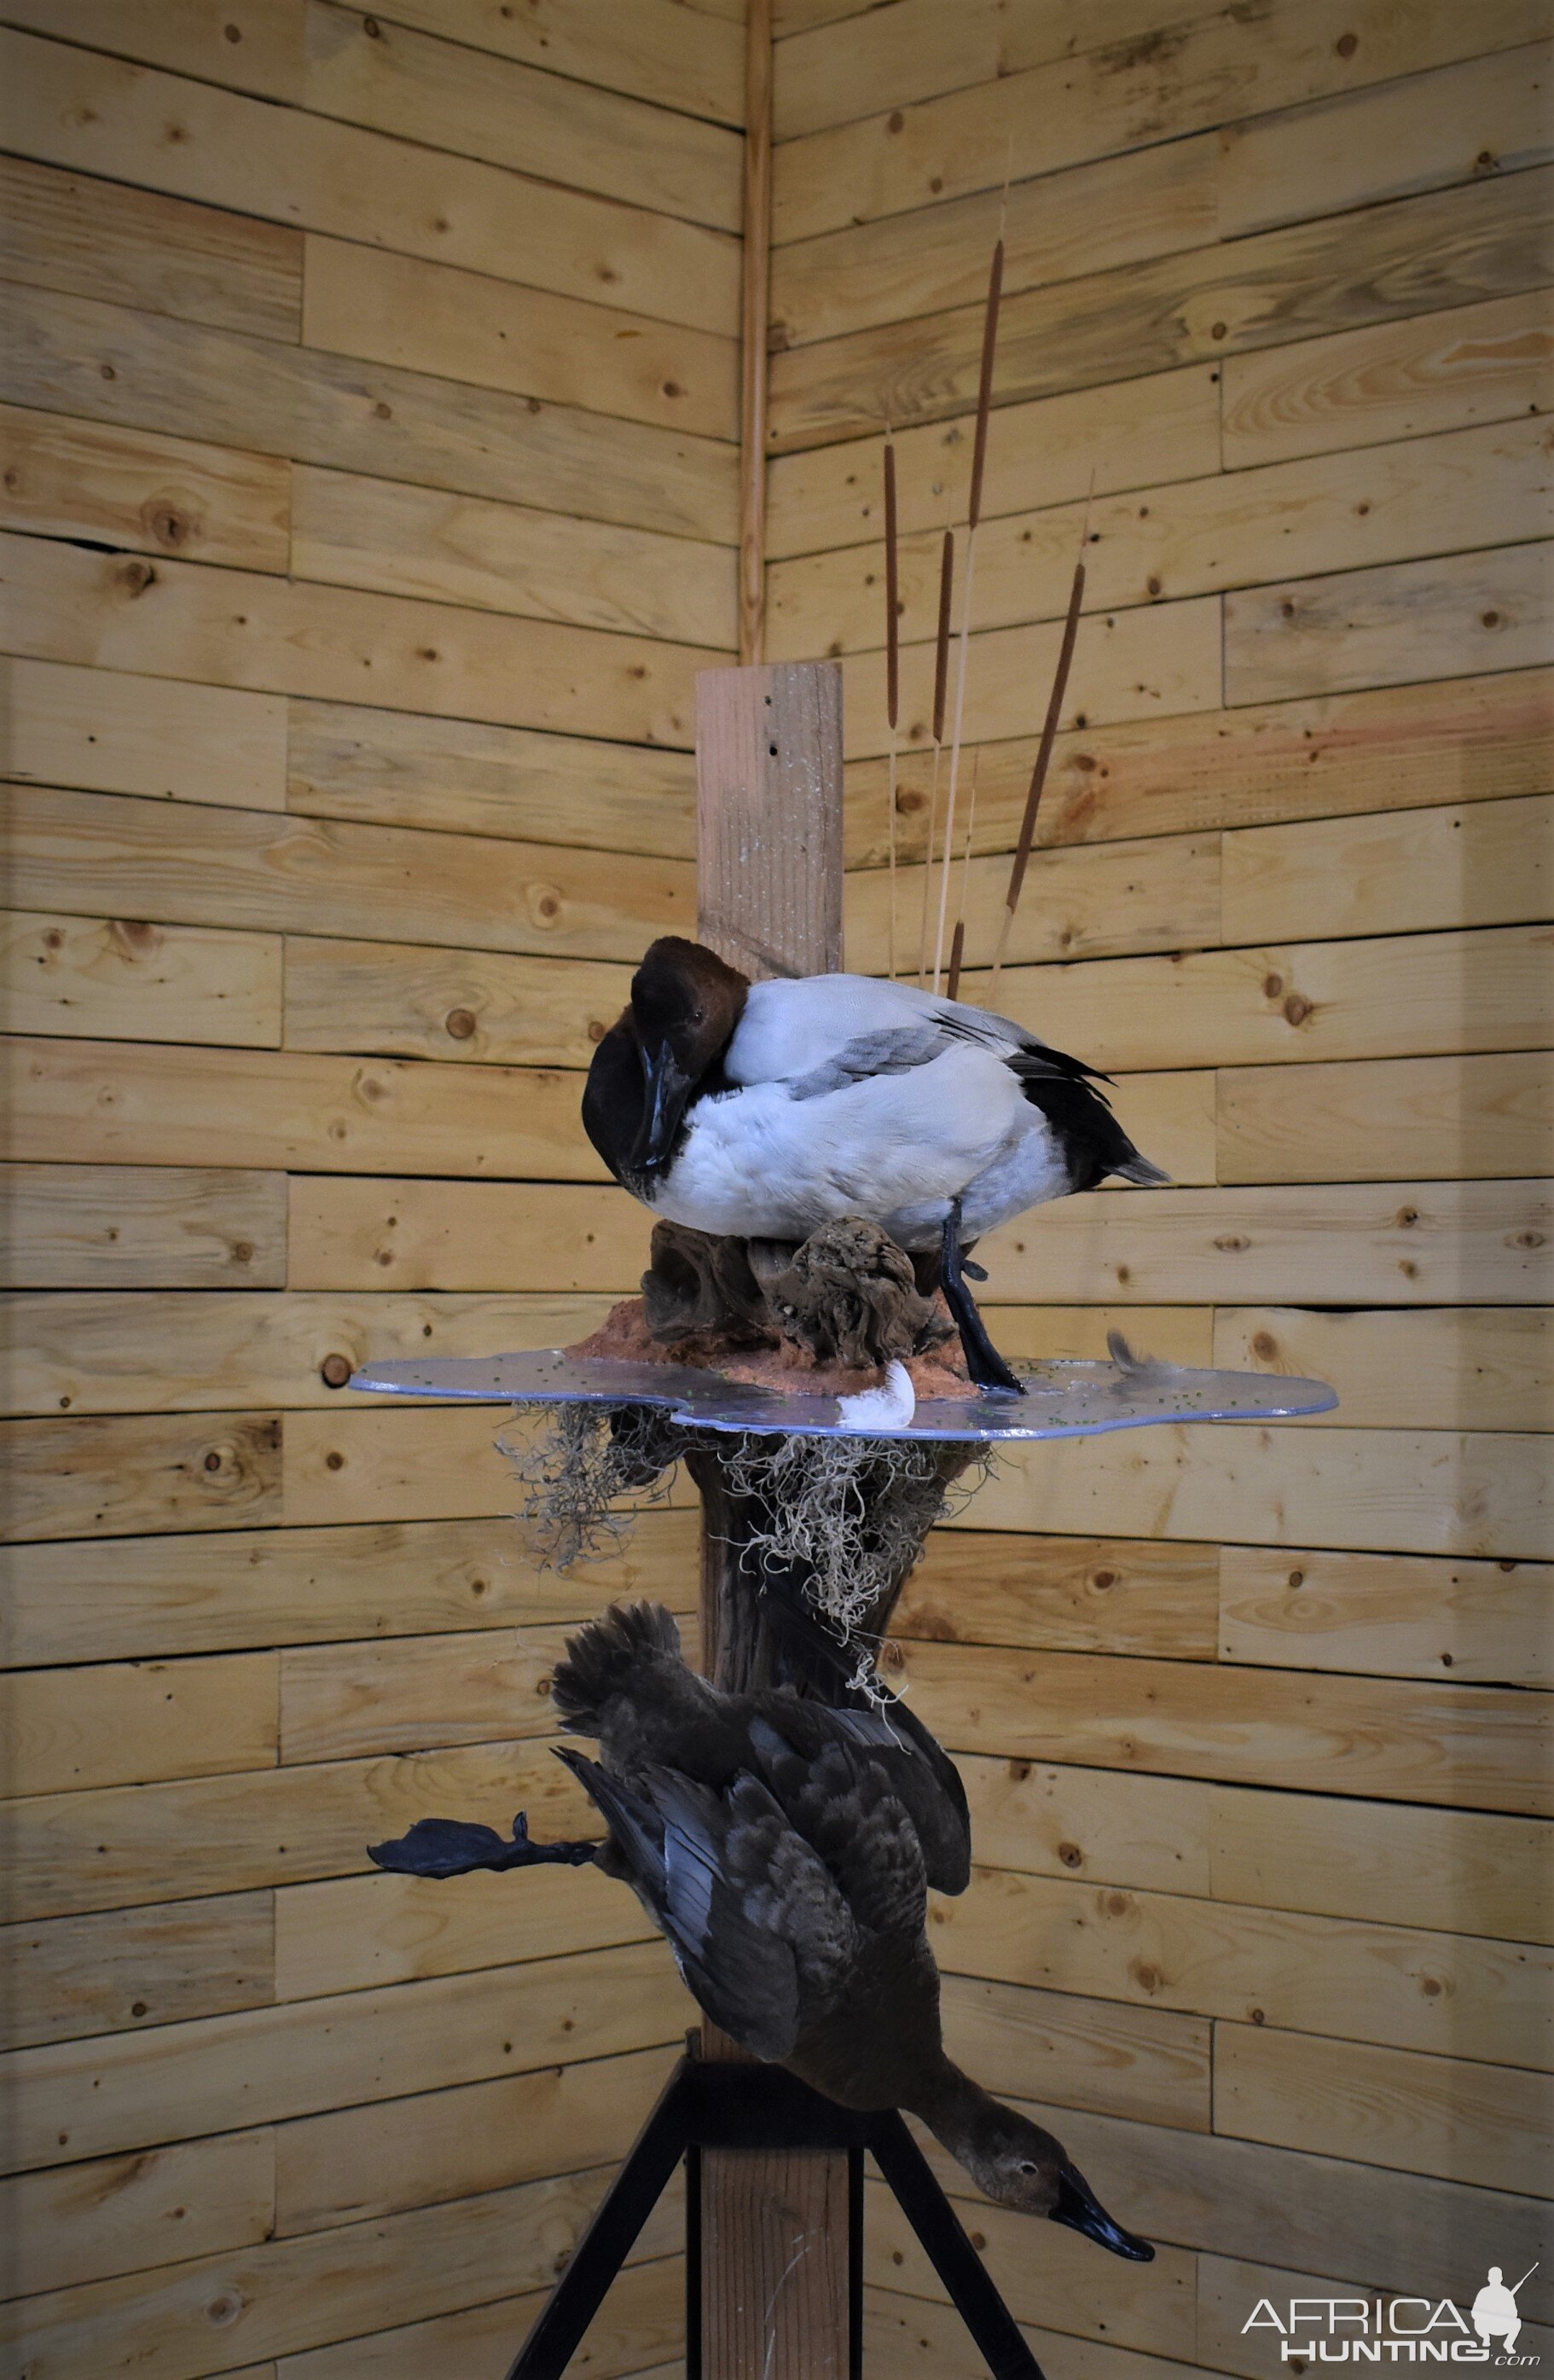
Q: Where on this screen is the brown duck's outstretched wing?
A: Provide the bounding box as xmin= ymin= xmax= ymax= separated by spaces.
xmin=554 ymin=1747 xmax=854 ymax=2063
xmin=747 ymin=1724 xmax=928 ymax=1942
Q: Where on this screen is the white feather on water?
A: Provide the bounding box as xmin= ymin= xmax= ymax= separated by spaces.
xmin=836 ymin=1360 xmax=917 ymax=1431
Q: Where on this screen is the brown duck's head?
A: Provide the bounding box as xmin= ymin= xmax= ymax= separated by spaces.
xmin=584 ymin=938 xmax=750 ymax=1186
xmin=948 ymin=2099 xmax=1154 ymax=2258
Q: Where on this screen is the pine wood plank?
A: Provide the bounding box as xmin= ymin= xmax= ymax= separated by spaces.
xmin=0 ymin=1287 xmax=616 ymax=1417
xmin=948 ymin=1423 xmax=1551 ymax=1564
xmin=1214 ymin=1307 xmax=1553 ymax=1437
xmin=903 ymin=1638 xmax=1551 ymax=1805
xmin=939 ymin=1971 xmax=1211 ymax=2134
xmin=844 ymin=669 xmax=1554 ymax=867
xmin=278 ymin=1621 xmax=578 ymax=1763
xmin=970 ymin=925 xmax=1554 ymax=1074
xmin=285 ymin=698 xmax=697 ymax=859
xmin=838 ymin=592 xmax=1221 ymax=758
xmin=1217 ymin=1049 xmax=1554 ymax=1184
xmin=767 ymin=363 xmax=1220 ymax=562
xmin=0 ymin=0 xmax=304 ymax=102
xmin=0 ymin=2162 xmax=683 ymax=2380
xmin=1222 ymin=790 xmax=1552 ymax=944
xmin=0 ymin=1162 xmax=286 ymax=1290
xmin=1217 ymin=1539 xmax=1554 ymax=1686
xmin=844 ymin=830 xmax=1221 ymax=971
xmin=1 ymin=1653 xmax=278 ymax=1797
xmin=1 ymin=907 xmax=281 ymax=1049
xmin=0 ymin=152 xmax=302 ymax=340
xmin=770 ymin=134 xmax=1217 ymax=350
xmin=768 ymin=168 xmax=1554 ymax=447
xmin=861 ymin=2180 xmax=1190 ymax=2351
xmin=893 ymin=1531 xmax=1218 ymax=1659
xmin=290 ymin=465 xmax=735 ymax=648
xmin=2 ymin=1036 xmax=600 ymax=1178
xmin=0 ymin=399 xmax=292 ymax=573
xmin=0 ymin=26 xmax=739 ymax=338
xmin=272 ymin=1864 xmax=653 ymax=2003
xmin=771 ymin=1 xmax=1551 ymax=244
xmin=276 ymin=2255 xmax=686 ymax=2380
xmin=862 ymin=2174 xmax=1196 ymax=2354
xmin=940 ymin=2096 xmax=1552 ymax=2315
xmin=1206 ymin=1787 xmax=1553 ymax=1948
xmin=287 ymin=1176 xmax=652 ymax=1292
xmin=299 ymin=0 xmax=742 ymax=230
xmin=0 ymin=1942 xmax=686 ymax=2177
xmin=772 ymin=0 xmax=1003 ymax=137
xmin=3 ymin=1737 xmax=594 ymax=1921
xmin=1220 ymin=40 xmax=1554 ymax=240
xmin=0 ymin=784 xmax=692 ymax=963
xmin=975 ymin=1179 xmax=1554 ymax=1305
xmin=301 ymin=235 xmax=738 ymax=442
xmin=273 ymin=2040 xmax=676 ymax=2232
xmin=281 ymin=939 xmax=629 ymax=1068
xmin=0 ymin=1507 xmax=699 ymax=1666
xmin=280 ymin=1403 xmax=667 ymax=1530
xmin=0 ymin=2129 xmax=275 ymax=2302
xmin=971 ymin=1308 xmax=1214 ymax=1365
xmin=0 ymin=1410 xmax=282 ymax=1545
xmin=925 ymin=1863 xmax=1551 ymax=2066
xmin=0 ymin=535 xmax=714 ymax=746
xmin=861 ymin=2287 xmax=1181 ymax=2380
xmin=1222 ymin=288 xmax=1554 ymax=468
xmin=0 ymin=282 xmax=737 ymax=542
xmin=1226 ymin=543 xmax=1554 ymax=703
xmin=0 ymin=1893 xmax=274 ymax=2052
xmin=1215 ymin=2023 xmax=1552 ymax=2197
xmin=955 ymin=1756 xmax=1213 ymax=1900
xmin=368 ymin=0 xmax=744 ymax=124
xmin=0 ymin=657 xmax=287 ymax=811
xmin=772 ymin=417 xmax=1551 ymax=658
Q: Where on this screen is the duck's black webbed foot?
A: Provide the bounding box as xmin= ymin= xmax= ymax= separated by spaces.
xmin=941 ymin=1204 xmax=1024 ymax=1397
xmin=367 ymin=1809 xmax=599 ymax=1880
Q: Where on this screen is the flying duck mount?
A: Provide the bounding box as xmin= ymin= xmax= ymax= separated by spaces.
xmin=349 ymin=661 xmax=1336 ymax=2380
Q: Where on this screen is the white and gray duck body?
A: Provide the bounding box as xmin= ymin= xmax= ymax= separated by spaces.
xmin=583 ymin=936 xmax=1168 ymax=1392
xmin=370 ymin=1601 xmax=1152 ymax=2258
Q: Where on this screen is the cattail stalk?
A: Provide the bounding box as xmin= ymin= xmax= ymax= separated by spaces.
xmin=989 ymin=517 xmax=1088 ymax=993
xmin=916 ymin=525 xmax=954 ymax=984
xmin=945 ymin=749 xmax=981 ymax=1001
xmin=934 ymin=235 xmax=1003 ymax=990
xmin=883 ymin=430 xmax=901 ymax=979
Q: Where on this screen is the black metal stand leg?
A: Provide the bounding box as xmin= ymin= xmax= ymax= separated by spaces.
xmin=501 ymin=2052 xmax=1047 ymax=2380
xmin=941 ymin=1201 xmax=1025 ymax=1396
xmin=506 ymin=2065 xmax=693 ymax=2380
xmin=867 ymin=2112 xmax=1046 ymax=2380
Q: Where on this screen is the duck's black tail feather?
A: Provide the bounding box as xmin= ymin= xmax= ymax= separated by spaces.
xmin=1020 ymin=1072 xmax=1170 ymax=1192
xmin=551 ymin=1600 xmax=684 ymax=1734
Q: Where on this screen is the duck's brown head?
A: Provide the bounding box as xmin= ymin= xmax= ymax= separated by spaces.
xmin=583 ymin=937 xmax=749 ymax=1188
xmin=915 ymin=2072 xmax=1153 ymax=2257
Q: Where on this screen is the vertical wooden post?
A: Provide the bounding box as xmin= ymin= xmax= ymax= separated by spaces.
xmin=693 ymin=658 xmax=849 ymax=2377
xmin=738 ymin=0 xmax=772 ymax=667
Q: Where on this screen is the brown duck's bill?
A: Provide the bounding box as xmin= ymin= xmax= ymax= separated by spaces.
xmin=1051 ymin=2163 xmax=1156 ymax=2261
xmin=631 ymin=1035 xmax=693 ymax=1175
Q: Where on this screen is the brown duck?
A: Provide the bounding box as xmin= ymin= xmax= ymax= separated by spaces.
xmin=371 ymin=1600 xmax=1152 ymax=2260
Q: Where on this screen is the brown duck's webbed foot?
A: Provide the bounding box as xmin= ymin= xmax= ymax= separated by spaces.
xmin=941 ymin=1202 xmax=1024 ymax=1397
xmin=367 ymin=1809 xmax=599 ymax=1880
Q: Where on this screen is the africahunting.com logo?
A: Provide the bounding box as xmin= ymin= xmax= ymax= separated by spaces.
xmin=1244 ymin=2267 xmax=1540 ymax=2365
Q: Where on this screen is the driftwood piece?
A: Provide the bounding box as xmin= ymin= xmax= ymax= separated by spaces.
xmin=641 ymin=1215 xmax=952 ymax=1371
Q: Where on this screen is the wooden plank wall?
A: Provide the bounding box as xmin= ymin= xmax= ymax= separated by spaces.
xmin=765 ymin=0 xmax=1554 ymax=2369
xmin=0 ymin=2 xmax=753 ymax=2371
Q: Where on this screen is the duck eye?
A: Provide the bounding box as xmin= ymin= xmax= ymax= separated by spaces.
xmin=1018 ymin=2161 xmax=1039 ymax=2175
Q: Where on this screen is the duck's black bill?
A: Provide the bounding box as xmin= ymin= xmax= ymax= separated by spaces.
xmin=1049 ymin=2164 xmax=1156 ymax=2261
xmin=631 ymin=1036 xmax=693 ymax=1175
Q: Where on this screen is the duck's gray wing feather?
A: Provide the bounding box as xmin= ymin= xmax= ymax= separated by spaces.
xmin=748 ymin=1727 xmax=928 ymax=1941
xmin=786 ymin=1013 xmax=1105 ymax=1104
xmin=756 ymin=1703 xmax=971 ymax=1897
xmin=555 ymin=1747 xmax=850 ymax=2059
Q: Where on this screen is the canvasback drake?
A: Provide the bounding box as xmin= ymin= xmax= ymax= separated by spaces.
xmin=583 ymin=937 xmax=1168 ymax=1394
xmin=370 ymin=1601 xmax=1153 ymax=2256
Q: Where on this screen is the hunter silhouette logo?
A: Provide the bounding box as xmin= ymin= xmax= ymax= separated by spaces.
xmin=1243 ymin=2266 xmax=1540 ymax=2365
